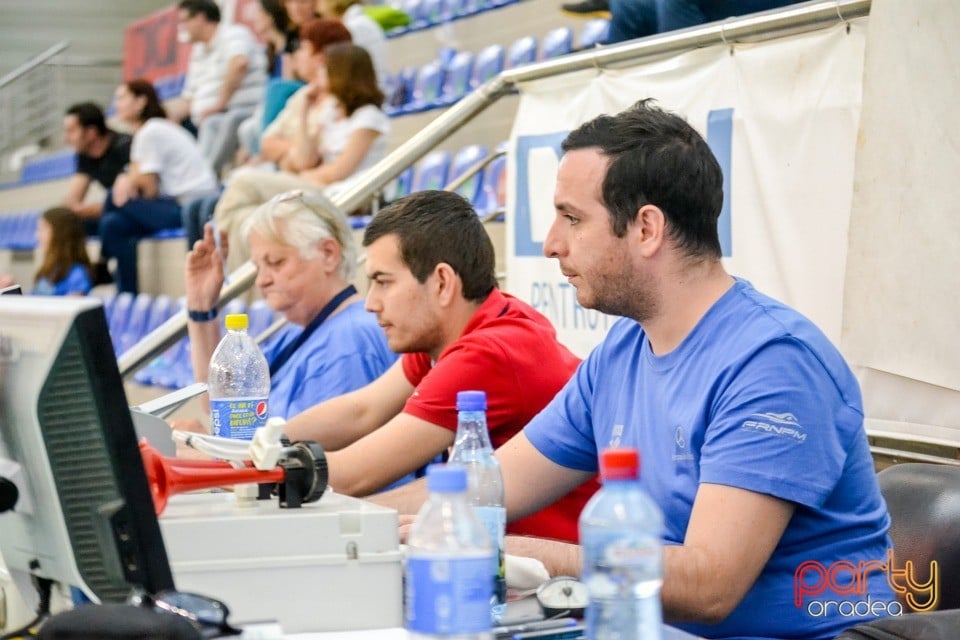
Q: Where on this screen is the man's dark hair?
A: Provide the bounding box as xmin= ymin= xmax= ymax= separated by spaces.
xmin=65 ymin=102 xmax=108 ymax=136
xmin=562 ymin=99 xmax=724 ymax=259
xmin=178 ymin=0 xmax=221 ymax=22
xmin=363 ymin=190 xmax=497 ymax=302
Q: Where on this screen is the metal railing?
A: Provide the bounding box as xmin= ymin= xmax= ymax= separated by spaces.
xmin=0 ymin=41 xmax=69 ymax=159
xmin=118 ymin=0 xmax=871 ymax=378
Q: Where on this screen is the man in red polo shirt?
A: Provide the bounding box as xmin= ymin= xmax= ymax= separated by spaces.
xmin=283 ymin=190 xmax=596 ymax=542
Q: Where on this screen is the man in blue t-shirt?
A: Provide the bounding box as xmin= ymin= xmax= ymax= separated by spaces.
xmin=496 ymin=101 xmax=896 ymax=639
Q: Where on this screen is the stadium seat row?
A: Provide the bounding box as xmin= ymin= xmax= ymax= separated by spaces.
xmin=98 ymin=291 xmax=280 ymax=389
xmin=385 ymin=0 xmax=518 ymax=38
xmin=0 ymin=210 xmax=41 ymax=250
xmin=383 ymin=20 xmax=609 ymax=116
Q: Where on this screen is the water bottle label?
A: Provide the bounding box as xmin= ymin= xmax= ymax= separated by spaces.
xmin=210 ymin=397 xmax=268 ymax=440
xmin=406 ymin=555 xmax=494 ymax=634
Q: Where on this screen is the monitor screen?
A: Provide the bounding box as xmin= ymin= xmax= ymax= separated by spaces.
xmin=0 ymin=296 xmax=174 ymax=603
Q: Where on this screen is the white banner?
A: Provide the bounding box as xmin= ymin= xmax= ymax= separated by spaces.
xmin=506 ymin=21 xmax=866 ymax=358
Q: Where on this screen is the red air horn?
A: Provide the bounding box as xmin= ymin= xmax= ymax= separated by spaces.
xmin=139 ymin=440 xmax=328 ymax=515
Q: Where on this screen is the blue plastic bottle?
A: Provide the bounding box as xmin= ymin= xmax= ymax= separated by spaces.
xmin=207 ymin=313 xmax=270 ymax=440
xmin=579 ymin=448 xmax=664 ymax=640
xmin=406 ymin=465 xmax=494 ymax=640
xmin=448 ymin=390 xmax=507 ymax=611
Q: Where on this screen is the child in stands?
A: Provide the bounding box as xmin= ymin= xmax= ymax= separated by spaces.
xmin=0 ymin=207 xmax=93 ymax=296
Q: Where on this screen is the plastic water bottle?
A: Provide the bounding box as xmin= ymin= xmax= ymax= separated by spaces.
xmin=207 ymin=313 xmax=270 ymax=440
xmin=406 ymin=465 xmax=494 ymax=640
xmin=448 ymin=391 xmax=507 ymax=611
xmin=580 ymin=448 xmax=664 ymax=640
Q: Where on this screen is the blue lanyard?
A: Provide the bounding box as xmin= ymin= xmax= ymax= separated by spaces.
xmin=268 ymin=284 xmax=358 ymax=378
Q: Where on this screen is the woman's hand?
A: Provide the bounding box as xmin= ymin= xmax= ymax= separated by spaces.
xmin=111 ymin=173 xmax=135 ymax=207
xmin=185 ymin=223 xmax=228 ymax=312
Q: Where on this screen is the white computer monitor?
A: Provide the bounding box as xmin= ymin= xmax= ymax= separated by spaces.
xmin=0 ymin=296 xmax=174 ymax=603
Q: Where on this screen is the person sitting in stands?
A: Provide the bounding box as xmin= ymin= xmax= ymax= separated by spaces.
xmin=214 ymin=41 xmax=389 ymax=271
xmin=61 ymin=102 xmax=131 ymax=236
xmin=279 ymin=190 xmax=598 ymax=543
xmin=0 ymin=207 xmax=92 ymax=296
xmin=102 ymin=79 xmax=218 ymax=294
xmin=173 ymin=189 xmax=397 ymax=433
xmin=169 ymin=0 xmax=268 ymax=176
xmin=316 ymin=0 xmax=387 ymax=89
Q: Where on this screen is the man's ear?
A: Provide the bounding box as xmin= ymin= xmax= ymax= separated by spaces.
xmin=432 ymin=262 xmax=461 ymax=307
xmin=634 ymin=204 xmax=667 ymax=258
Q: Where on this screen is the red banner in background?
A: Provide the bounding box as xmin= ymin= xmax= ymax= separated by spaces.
xmin=123 ymin=5 xmax=191 ymax=82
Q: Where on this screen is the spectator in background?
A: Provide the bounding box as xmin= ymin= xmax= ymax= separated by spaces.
xmin=563 ymin=0 xmax=802 ymax=44
xmin=0 ymin=208 xmax=92 ymax=296
xmin=281 ymin=0 xmax=320 ymax=77
xmin=103 ymin=80 xmax=218 ymax=294
xmin=236 ymin=0 xmax=291 ymax=163
xmin=170 ymin=0 xmax=268 ymax=176
xmin=181 ymin=18 xmax=352 ymax=251
xmin=316 ymin=0 xmax=387 ymax=89
xmin=173 ymin=190 xmax=396 ymax=433
xmin=61 ymin=102 xmax=131 ymax=236
xmin=215 ymin=40 xmax=389 ymax=271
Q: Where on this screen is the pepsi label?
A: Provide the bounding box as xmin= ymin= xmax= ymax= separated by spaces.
xmin=210 ymin=397 xmax=268 ymax=440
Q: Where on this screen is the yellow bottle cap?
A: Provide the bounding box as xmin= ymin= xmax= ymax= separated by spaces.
xmin=225 ymin=313 xmax=248 ymax=331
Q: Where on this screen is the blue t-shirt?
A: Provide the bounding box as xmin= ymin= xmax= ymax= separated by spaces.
xmin=262 ymin=300 xmax=397 ymax=419
xmin=32 ymin=264 xmax=92 ymax=296
xmin=525 ymin=279 xmax=894 ymax=640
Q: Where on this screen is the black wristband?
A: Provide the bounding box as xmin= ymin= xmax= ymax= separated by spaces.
xmin=187 ymin=308 xmax=218 ymax=323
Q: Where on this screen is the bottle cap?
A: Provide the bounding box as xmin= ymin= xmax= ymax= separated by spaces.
xmin=426 ymin=464 xmax=467 ymax=493
xmin=224 ymin=313 xmax=249 ymax=331
xmin=599 ymin=448 xmax=640 ymax=481
xmin=456 ymin=390 xmax=487 ymax=411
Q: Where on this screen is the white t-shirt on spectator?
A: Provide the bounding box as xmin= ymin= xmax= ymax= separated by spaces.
xmin=133 ymin=119 xmax=219 ymax=200
xmin=183 ymin=23 xmax=267 ymax=122
xmin=318 ymin=101 xmax=390 ymax=177
xmin=343 ymin=5 xmax=388 ymax=90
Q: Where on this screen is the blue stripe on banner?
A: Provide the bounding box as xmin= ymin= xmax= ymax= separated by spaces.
xmin=514 ymin=132 xmax=568 ymax=258
xmin=706 ymin=108 xmax=734 ymax=257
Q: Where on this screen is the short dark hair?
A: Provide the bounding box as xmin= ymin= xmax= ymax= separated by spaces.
xmin=178 ymin=0 xmax=221 ymax=22
xmin=65 ymin=102 xmax=108 ymax=135
xmin=561 ymin=99 xmax=724 ymax=259
xmin=325 ymin=43 xmax=384 ymax=115
xmin=363 ymin=190 xmax=497 ymax=302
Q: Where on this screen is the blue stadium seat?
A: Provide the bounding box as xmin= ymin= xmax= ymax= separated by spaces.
xmin=450 ymin=145 xmax=489 ymax=205
xmin=385 ymin=66 xmax=418 ymax=116
xmin=386 ymin=165 xmax=416 ymax=204
xmin=507 ymin=36 xmax=538 ymax=68
xmin=542 ymin=26 xmax=574 ymax=59
xmin=154 ymin=74 xmax=187 ymax=101
xmin=116 ymin=293 xmax=154 ymax=356
xmin=436 ymin=51 xmax=475 ymax=107
xmin=416 ymin=0 xmax=442 ymax=28
xmin=403 ymin=60 xmax=446 ymax=113
xmin=107 ymin=292 xmax=135 ymax=353
xmin=412 ymin=150 xmax=453 ymax=192
xmin=0 ymin=211 xmax=40 ymax=250
xmin=579 ymin=18 xmax=610 ymax=49
xmin=475 ymin=152 xmax=506 ymax=217
xmin=386 ymin=0 xmax=422 ymax=37
xmin=471 ymin=44 xmax=505 ymax=88
xmin=19 ymin=151 xmax=77 ymax=185
xmin=150 ymin=227 xmax=187 ymax=240
xmin=133 ymin=298 xmax=183 ymax=387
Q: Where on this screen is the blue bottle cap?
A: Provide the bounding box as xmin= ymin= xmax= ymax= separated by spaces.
xmin=426 ymin=464 xmax=467 ymax=493
xmin=456 ymin=390 xmax=487 ymax=411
